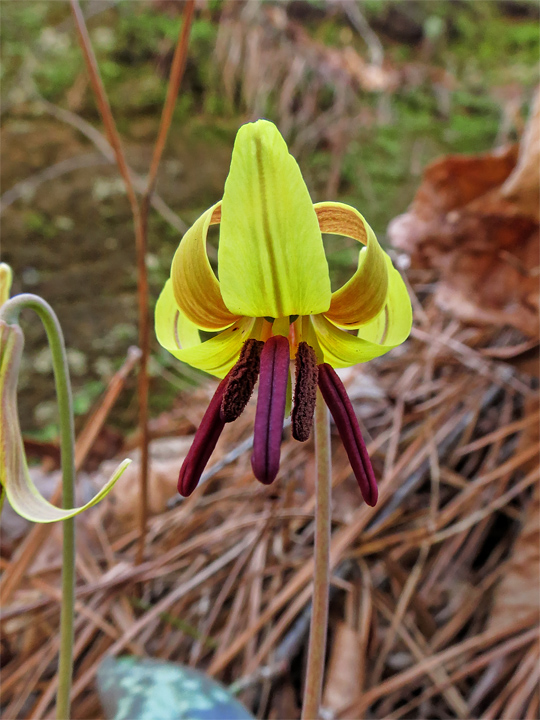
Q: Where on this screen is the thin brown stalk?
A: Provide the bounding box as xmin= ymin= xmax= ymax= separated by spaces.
xmin=136 ymin=0 xmax=195 ymax=560
xmin=69 ymin=0 xmax=140 ymax=218
xmin=70 ymin=0 xmax=195 ymax=563
xmin=144 ymin=0 xmax=195 ymax=202
xmin=70 ymin=0 xmax=149 ymax=562
xmin=302 ymin=390 xmax=331 ymax=720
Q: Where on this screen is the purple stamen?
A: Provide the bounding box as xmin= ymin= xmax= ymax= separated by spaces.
xmin=251 ymin=335 xmax=290 ymax=485
xmin=221 ymin=338 xmax=264 ymax=422
xmin=292 ymin=341 xmax=318 ymax=442
xmin=317 ymin=363 xmax=378 ymax=506
xmin=178 ymin=377 xmax=228 ymax=497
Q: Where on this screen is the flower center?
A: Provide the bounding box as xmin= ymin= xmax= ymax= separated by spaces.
xmin=251 ymin=335 xmax=290 ymax=484
xmin=177 ymin=333 xmax=378 ymax=507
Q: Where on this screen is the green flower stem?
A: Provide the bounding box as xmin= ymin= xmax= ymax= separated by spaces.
xmin=0 ymin=294 xmax=75 ymax=720
xmin=302 ymin=388 xmax=331 ymax=720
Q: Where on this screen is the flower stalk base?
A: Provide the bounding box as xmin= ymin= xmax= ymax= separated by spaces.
xmin=302 ymin=389 xmax=331 ymax=720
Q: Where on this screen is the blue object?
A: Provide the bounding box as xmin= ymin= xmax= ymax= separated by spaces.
xmin=97 ymin=656 xmax=255 ymax=720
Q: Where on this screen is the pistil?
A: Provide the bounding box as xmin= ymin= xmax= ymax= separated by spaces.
xmin=251 ymin=335 xmax=290 ymax=484
xmin=317 ymin=363 xmax=378 ymax=506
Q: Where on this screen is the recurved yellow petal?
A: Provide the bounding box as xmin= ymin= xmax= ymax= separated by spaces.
xmin=164 ymin=316 xmax=257 ymax=378
xmin=155 ymin=279 xmax=201 ymax=353
xmin=5 ymin=455 xmax=131 ymax=524
xmin=0 ymin=321 xmax=130 ymax=523
xmin=357 ymin=253 xmax=412 ymax=346
xmin=315 ymin=202 xmax=388 ymax=328
xmin=218 ymin=120 xmax=331 ymax=319
xmin=171 ymin=203 xmax=240 ymax=331
xmin=311 ymin=314 xmax=391 ymax=368
xmin=0 ymin=263 xmax=13 ymax=307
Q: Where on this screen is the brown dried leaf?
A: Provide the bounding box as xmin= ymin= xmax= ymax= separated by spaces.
xmin=322 ymin=621 xmax=362 ymax=713
xmin=501 ymin=89 xmax=540 ymax=219
xmin=389 ymin=87 xmax=540 ymax=338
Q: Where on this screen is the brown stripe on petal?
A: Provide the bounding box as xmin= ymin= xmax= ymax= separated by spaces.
xmin=318 ymin=363 xmax=378 ymax=506
xmin=292 ymin=342 xmax=318 ymax=442
xmin=221 ymin=339 xmax=264 ymax=423
xmin=178 ymin=378 xmax=228 ymax=497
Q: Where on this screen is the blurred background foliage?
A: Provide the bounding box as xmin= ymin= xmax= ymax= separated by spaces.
xmin=1 ymin=0 xmax=538 ymax=439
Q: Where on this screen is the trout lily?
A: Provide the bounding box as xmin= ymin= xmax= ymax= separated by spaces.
xmin=156 ymin=120 xmax=411 ymax=504
xmin=0 ymin=262 xmax=129 ymax=522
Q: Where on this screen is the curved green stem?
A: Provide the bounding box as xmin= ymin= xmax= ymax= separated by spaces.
xmin=302 ymin=389 xmax=331 ymax=720
xmin=0 ymin=294 xmax=75 ymax=720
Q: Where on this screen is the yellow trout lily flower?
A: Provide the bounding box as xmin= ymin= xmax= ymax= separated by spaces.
xmin=155 ymin=120 xmax=412 ymax=503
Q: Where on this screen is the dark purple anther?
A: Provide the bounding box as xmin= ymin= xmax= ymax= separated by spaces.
xmin=251 ymin=335 xmax=290 ymax=485
xmin=221 ymin=338 xmax=264 ymax=422
xmin=178 ymin=377 xmax=228 ymax=497
xmin=317 ymin=363 xmax=378 ymax=506
xmin=292 ymin=341 xmax=318 ymax=442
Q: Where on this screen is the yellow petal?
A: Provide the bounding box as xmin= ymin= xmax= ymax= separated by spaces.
xmin=171 ymin=203 xmax=240 ymax=331
xmin=315 ymin=202 xmax=388 ymax=328
xmin=218 ymin=120 xmax=331 ymax=318
xmin=357 ymin=253 xmax=412 ymax=346
xmin=0 ymin=263 xmax=13 ymax=307
xmin=155 ymin=279 xmax=201 ymax=353
xmin=0 ymin=321 xmax=130 ymax=523
xmin=6 ymin=456 xmax=131 ymax=524
xmin=165 ymin=316 xmax=257 ymax=378
xmin=311 ymin=314 xmax=391 ymax=368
